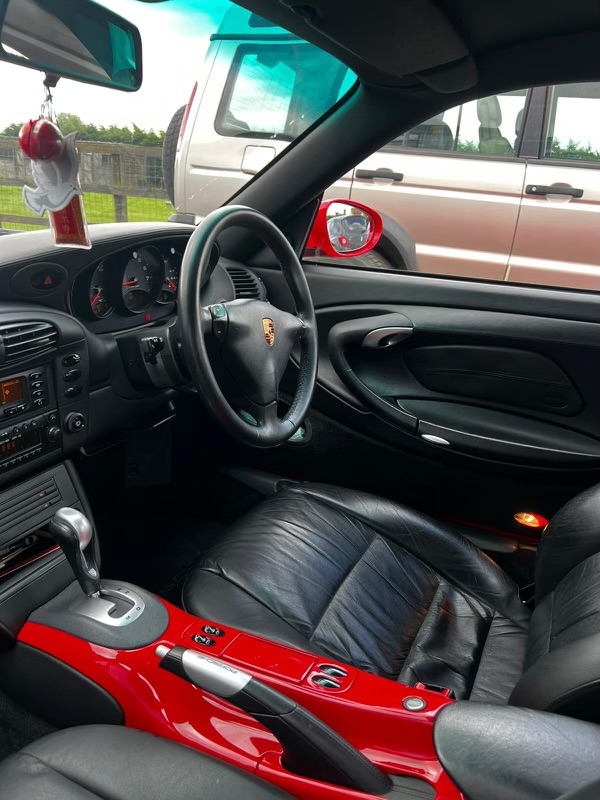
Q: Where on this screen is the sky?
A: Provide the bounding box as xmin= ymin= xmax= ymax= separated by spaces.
xmin=0 ymin=1 xmax=598 ymax=150
xmin=0 ymin=0 xmax=231 ymax=132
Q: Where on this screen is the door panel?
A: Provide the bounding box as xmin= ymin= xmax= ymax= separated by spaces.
xmin=250 ymin=263 xmax=600 ymax=536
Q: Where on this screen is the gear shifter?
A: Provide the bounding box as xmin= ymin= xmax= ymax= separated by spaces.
xmin=49 ymin=508 xmax=102 ymax=597
xmin=49 ymin=507 xmax=146 ymax=627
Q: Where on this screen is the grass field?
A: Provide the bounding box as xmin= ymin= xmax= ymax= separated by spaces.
xmin=0 ymin=184 xmax=174 ymax=231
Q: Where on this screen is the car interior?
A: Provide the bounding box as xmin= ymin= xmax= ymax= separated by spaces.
xmin=0 ymin=0 xmax=599 ymax=799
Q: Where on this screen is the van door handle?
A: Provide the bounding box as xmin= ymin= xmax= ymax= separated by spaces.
xmin=525 ymin=184 xmax=583 ymax=198
xmin=356 ymin=169 xmax=404 ymax=182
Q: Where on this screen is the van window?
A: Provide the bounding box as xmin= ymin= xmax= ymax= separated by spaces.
xmin=216 ymin=44 xmax=354 ymax=139
xmin=544 ymin=82 xmax=600 ymax=161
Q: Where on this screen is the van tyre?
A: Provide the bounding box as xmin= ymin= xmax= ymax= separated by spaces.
xmin=162 ymin=105 xmax=186 ymax=206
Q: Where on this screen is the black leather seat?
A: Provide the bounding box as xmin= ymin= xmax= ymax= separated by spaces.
xmin=184 ymin=482 xmax=600 ymax=719
xmin=0 ymin=724 xmax=293 ymax=800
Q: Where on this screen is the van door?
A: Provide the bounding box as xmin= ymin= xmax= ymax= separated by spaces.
xmin=348 ymin=91 xmax=529 ymax=279
xmin=183 ymin=40 xmax=354 ymax=216
xmin=507 ymin=82 xmax=600 ymax=291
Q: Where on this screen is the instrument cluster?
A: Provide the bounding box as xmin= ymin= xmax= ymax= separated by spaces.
xmin=72 ymin=242 xmax=183 ymax=321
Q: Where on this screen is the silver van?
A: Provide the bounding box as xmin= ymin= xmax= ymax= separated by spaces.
xmin=165 ymin=7 xmax=600 ymax=290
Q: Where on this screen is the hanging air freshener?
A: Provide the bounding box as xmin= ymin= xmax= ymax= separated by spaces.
xmin=18 ymin=77 xmax=91 ymax=249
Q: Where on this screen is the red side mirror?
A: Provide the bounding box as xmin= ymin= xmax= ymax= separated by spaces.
xmin=306 ymin=199 xmax=383 ymax=258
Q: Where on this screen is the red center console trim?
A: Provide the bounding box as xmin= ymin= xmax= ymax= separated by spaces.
xmin=18 ymin=598 xmax=463 ymax=800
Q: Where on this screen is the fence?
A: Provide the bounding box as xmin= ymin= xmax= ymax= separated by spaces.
xmin=0 ymin=137 xmax=172 ymax=229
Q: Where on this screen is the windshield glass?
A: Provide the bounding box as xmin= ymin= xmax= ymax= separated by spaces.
xmin=0 ymin=0 xmax=355 ymax=231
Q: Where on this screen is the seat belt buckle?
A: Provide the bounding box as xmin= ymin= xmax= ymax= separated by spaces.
xmin=415 ymin=681 xmax=455 ymax=699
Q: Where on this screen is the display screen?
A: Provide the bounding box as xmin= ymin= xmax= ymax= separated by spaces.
xmin=0 ymin=429 xmax=41 ymax=461
xmin=1 ymin=378 xmax=23 ymax=406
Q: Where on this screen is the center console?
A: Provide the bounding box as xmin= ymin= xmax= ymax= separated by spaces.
xmin=0 ymin=473 xmax=460 ymax=800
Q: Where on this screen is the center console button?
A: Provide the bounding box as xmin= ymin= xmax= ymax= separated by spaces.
xmin=318 ymin=664 xmax=348 ymax=678
xmin=201 ymin=625 xmax=225 ymax=637
xmin=30 ymin=381 xmax=44 ymax=390
xmin=32 ymin=398 xmax=45 ymax=408
xmin=64 ymin=385 xmax=83 ymax=399
xmin=191 ymin=634 xmax=216 ymax=647
xmin=46 ymin=411 xmax=59 ymax=424
xmin=311 ymin=675 xmax=341 ymax=689
xmin=403 ymin=697 xmax=427 ymax=712
xmin=63 ymin=369 xmax=82 ymax=383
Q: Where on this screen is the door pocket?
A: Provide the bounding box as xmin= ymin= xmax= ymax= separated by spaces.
xmin=406 ymin=345 xmax=581 ymax=416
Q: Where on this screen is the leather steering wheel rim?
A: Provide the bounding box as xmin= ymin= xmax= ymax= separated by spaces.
xmin=179 ymin=205 xmax=318 ymax=448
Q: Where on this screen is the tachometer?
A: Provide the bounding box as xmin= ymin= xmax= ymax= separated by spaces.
xmin=120 ymin=246 xmax=163 ymax=314
xmin=157 ymin=248 xmax=181 ymax=304
xmin=89 ymin=262 xmax=114 ymax=319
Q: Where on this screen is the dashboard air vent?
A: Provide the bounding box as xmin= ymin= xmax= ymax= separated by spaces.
xmin=0 ymin=321 xmax=58 ymax=366
xmin=225 ymin=266 xmax=262 ymax=299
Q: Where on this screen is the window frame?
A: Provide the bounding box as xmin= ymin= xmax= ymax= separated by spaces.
xmin=539 ymin=82 xmax=600 ymax=169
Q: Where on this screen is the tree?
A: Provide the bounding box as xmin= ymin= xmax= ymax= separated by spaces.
xmin=0 ymin=115 xmax=165 ymax=146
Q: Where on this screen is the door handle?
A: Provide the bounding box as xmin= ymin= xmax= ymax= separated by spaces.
xmin=525 ymin=184 xmax=583 ymax=198
xmin=356 ymin=169 xmax=404 ymax=182
xmin=361 ymin=326 xmax=413 ymax=348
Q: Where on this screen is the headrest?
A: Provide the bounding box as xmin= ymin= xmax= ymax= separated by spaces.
xmin=477 ymin=96 xmax=502 ymax=127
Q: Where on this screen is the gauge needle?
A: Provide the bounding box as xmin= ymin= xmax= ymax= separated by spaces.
xmin=90 ymin=290 xmax=101 ymax=306
xmin=167 ymin=279 xmax=177 ymax=291
xmin=122 ymin=280 xmax=137 ymax=286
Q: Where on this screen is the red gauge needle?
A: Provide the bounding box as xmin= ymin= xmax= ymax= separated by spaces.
xmin=167 ymin=279 xmax=177 ymax=291
xmin=122 ymin=280 xmax=137 ymax=286
xmin=90 ymin=290 xmax=101 ymax=306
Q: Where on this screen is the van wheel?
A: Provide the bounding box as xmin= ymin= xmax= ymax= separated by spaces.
xmin=162 ymin=105 xmax=185 ymax=206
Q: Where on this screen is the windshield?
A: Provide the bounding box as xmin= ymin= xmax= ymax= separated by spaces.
xmin=0 ymin=0 xmax=355 ymax=232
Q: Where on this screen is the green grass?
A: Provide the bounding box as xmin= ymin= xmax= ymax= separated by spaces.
xmin=0 ymin=184 xmax=174 ymax=230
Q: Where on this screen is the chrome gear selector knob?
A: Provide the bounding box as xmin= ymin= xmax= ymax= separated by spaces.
xmin=49 ymin=507 xmax=102 ymax=598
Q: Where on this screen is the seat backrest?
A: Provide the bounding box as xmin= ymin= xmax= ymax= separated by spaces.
xmin=509 ymin=484 xmax=600 ymax=721
xmin=477 ymin=96 xmax=513 ymax=154
xmin=404 ymin=114 xmax=454 ymax=150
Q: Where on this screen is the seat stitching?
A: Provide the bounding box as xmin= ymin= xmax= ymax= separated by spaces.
xmin=16 ymin=751 xmax=115 ymax=800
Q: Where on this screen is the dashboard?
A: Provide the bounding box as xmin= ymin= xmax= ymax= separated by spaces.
xmin=0 ymin=221 xmax=266 ymax=488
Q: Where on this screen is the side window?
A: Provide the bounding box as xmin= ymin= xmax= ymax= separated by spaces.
xmin=544 ymin=82 xmax=600 ymax=161
xmin=384 ymin=90 xmax=527 ymax=156
xmin=216 ymin=44 xmax=354 ymax=139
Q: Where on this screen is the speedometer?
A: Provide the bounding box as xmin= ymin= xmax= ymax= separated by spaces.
xmin=120 ymin=246 xmax=164 ymax=314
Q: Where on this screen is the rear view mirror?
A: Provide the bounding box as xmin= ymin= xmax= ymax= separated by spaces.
xmin=0 ymin=0 xmax=142 ymax=91
xmin=306 ymin=200 xmax=383 ymax=258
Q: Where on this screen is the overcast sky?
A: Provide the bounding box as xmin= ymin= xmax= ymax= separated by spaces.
xmin=0 ymin=0 xmax=229 ymax=132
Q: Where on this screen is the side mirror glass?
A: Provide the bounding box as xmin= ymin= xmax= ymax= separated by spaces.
xmin=306 ymin=200 xmax=383 ymax=259
xmin=0 ymin=0 xmax=142 ymax=91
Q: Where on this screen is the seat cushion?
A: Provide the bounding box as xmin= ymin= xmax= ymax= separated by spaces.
xmin=0 ymin=724 xmax=293 ymax=800
xmin=184 ymin=483 xmax=530 ymax=702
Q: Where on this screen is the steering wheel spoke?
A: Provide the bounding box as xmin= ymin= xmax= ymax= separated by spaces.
xmin=179 ymin=206 xmax=317 ymax=448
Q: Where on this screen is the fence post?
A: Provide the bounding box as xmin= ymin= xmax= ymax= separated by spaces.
xmin=113 ymin=193 xmax=128 ymax=222
xmin=109 ymin=151 xmax=128 ymax=222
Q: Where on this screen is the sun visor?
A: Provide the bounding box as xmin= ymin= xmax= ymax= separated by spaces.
xmin=416 ymin=54 xmax=479 ymax=93
xmin=283 ymin=0 xmax=470 ymax=77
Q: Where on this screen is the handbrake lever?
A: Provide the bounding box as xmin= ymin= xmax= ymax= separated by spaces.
xmin=156 ymin=644 xmax=392 ymax=795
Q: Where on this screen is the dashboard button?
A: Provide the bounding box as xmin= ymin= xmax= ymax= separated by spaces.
xmin=29 ymin=372 xmax=42 ymax=381
xmin=32 ymin=390 xmax=45 ymax=398
xmin=62 ymin=354 xmax=81 ymax=367
xmin=4 ymin=408 xmax=16 ymax=417
xmin=21 ymin=422 xmax=30 ymax=432
xmin=12 ymin=427 xmax=20 ymax=435
xmin=63 ymin=369 xmax=82 ymax=383
xmin=16 ymin=403 xmax=27 ymax=412
xmin=32 ymin=398 xmax=45 ymax=408
xmin=46 ymin=411 xmax=59 ymax=424
xmin=64 ymin=385 xmax=83 ymax=399
xmin=30 ymin=381 xmax=44 ymax=390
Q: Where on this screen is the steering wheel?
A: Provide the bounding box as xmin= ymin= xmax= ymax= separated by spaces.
xmin=178 ymin=206 xmax=318 ymax=448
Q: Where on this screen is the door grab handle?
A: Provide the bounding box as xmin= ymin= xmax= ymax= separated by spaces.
xmin=356 ymin=169 xmax=404 ymax=182
xmin=361 ymin=326 xmax=413 ymax=348
xmin=525 ymin=184 xmax=583 ymax=198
